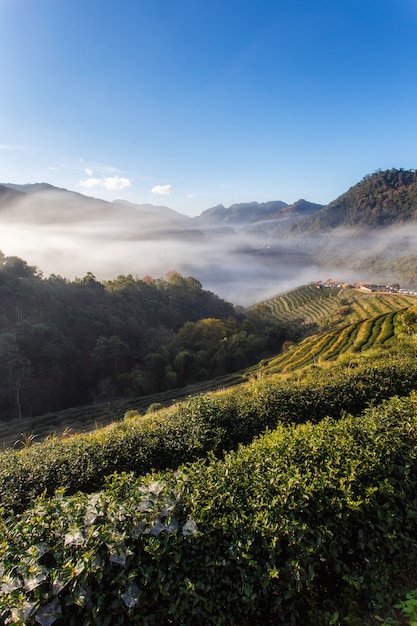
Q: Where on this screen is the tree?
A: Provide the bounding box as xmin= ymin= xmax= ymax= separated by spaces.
xmin=173 ymin=350 xmax=193 ymax=385
xmin=90 ymin=335 xmax=129 ymax=378
xmin=0 ymin=256 xmax=41 ymax=322
xmin=145 ymin=351 xmax=169 ymax=392
xmin=0 ymin=332 xmax=32 ymax=420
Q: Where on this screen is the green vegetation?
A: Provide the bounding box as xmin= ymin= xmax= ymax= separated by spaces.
xmin=0 ymin=370 xmax=246 ymax=451
xmin=3 ymin=255 xmax=417 ymax=624
xmin=257 ymin=311 xmax=400 ymax=374
xmin=252 ymin=284 xmax=416 ymax=337
xmin=1 ymin=393 xmax=417 ymax=624
xmin=298 ymin=168 xmax=417 ymax=230
xmin=2 ymin=351 xmax=417 ymax=515
xmin=0 ymin=254 xmax=285 ymax=422
xmin=1 ymin=280 xmax=416 ymax=451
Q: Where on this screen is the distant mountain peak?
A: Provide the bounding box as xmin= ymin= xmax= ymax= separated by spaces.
xmin=112 ymin=198 xmax=191 ymax=223
xmin=4 ymin=182 xmax=60 ymax=194
xmin=281 ymin=199 xmax=323 ymax=215
xmin=197 ymin=200 xmax=289 ymax=225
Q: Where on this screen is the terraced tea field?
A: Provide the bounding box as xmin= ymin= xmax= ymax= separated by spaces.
xmin=255 ymin=308 xmax=405 ymax=375
xmin=253 ymin=284 xmax=341 ymax=332
xmin=255 ymin=284 xmax=416 ymax=335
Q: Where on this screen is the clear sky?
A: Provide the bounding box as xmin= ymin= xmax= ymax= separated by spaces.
xmin=1 ymin=0 xmax=417 ymax=216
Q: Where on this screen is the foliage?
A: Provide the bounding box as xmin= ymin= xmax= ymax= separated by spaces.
xmin=254 ymin=283 xmax=416 ymax=339
xmin=2 ymin=352 xmax=417 ymax=514
xmin=0 ymin=254 xmax=285 ymax=420
xmin=394 ymin=590 xmax=417 ymax=625
xmin=1 ymin=396 xmax=417 ymax=624
xmin=298 ymin=168 xmax=417 ymax=231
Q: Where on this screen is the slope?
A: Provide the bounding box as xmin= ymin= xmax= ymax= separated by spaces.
xmin=295 ymin=168 xmax=417 ymax=231
xmin=1 ymin=282 xmax=416 ymax=450
xmin=252 ymin=283 xmax=416 ymax=337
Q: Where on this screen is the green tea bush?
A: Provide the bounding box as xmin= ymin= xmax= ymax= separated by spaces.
xmin=2 ymin=355 xmax=417 ymax=514
xmin=0 ymin=358 xmax=417 ymax=510
xmin=1 ymin=396 xmax=417 ymax=625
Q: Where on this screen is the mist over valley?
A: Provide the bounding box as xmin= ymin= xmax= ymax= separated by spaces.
xmin=1 ymin=170 xmax=417 ymax=305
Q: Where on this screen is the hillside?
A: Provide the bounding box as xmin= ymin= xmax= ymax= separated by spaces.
xmin=295 ymin=168 xmax=417 ymax=231
xmin=1 ymin=280 xmax=416 ymax=449
xmin=251 ymin=282 xmax=417 ymax=336
xmin=242 ymin=282 xmax=417 ymax=380
xmin=2 ymin=333 xmax=417 ymax=623
xmin=2 ymin=272 xmax=417 ymax=623
xmin=194 ymin=168 xmax=417 ymax=232
xmin=0 ymin=253 xmax=287 ymax=422
xmin=0 ymin=184 xmax=25 ymax=206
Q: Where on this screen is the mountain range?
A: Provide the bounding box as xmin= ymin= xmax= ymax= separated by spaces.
xmin=1 ymin=168 xmax=417 ymax=305
xmin=3 ymin=168 xmax=417 ymax=231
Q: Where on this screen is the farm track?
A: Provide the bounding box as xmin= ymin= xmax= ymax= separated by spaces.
xmin=0 ymin=371 xmax=245 ymax=450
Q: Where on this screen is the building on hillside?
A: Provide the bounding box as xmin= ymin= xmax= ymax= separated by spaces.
xmin=358 ymin=283 xmax=378 ymax=292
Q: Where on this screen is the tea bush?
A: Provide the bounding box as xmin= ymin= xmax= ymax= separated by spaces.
xmin=1 ymin=396 xmax=417 ymax=625
xmin=2 ymin=355 xmax=417 ymax=514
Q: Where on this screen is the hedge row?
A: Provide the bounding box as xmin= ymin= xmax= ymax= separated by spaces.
xmin=1 ymin=396 xmax=417 ymax=625
xmin=2 ymin=354 xmax=417 ymax=513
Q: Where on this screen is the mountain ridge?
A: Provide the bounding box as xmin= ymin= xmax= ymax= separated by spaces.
xmin=292 ymin=168 xmax=417 ymax=232
xmin=5 ymin=168 xmax=417 ymax=230
xmin=2 ymin=169 xmax=417 ymax=304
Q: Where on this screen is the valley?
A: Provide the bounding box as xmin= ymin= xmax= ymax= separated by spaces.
xmin=2 ymin=169 xmax=417 ymax=624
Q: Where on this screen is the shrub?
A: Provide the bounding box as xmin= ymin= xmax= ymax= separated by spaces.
xmin=2 ymin=354 xmax=417 ymax=514
xmin=1 ymin=396 xmax=417 ymax=624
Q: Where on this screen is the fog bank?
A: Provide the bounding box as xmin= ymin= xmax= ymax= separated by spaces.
xmin=1 ymin=189 xmax=416 ymax=306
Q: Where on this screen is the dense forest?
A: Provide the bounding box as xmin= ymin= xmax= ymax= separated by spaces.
xmin=295 ymin=168 xmax=417 ymax=231
xmin=0 ymin=252 xmax=287 ymax=421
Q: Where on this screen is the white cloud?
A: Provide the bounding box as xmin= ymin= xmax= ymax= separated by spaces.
xmin=151 ymin=184 xmax=173 ymax=195
xmin=85 ymin=168 xmax=93 ymax=176
xmin=186 ymin=193 xmax=198 ymax=199
xmin=79 ymin=176 xmax=132 ymax=191
xmin=79 ymin=177 xmax=102 ymax=189
xmin=104 ymin=176 xmax=131 ymax=190
xmin=48 ymin=166 xmax=56 ymax=171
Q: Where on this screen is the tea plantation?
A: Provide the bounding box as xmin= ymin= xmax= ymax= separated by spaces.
xmin=2 ymin=291 xmax=417 ymax=624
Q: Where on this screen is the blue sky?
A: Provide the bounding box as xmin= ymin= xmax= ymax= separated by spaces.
xmin=1 ymin=0 xmax=417 ymax=216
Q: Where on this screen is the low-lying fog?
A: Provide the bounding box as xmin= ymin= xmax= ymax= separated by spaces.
xmin=1 ymin=189 xmax=416 ymax=307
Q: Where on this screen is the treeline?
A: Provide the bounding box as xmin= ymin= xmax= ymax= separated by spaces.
xmin=0 ymin=253 xmax=286 ymax=421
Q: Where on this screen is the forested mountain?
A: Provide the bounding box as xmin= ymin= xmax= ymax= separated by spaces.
xmin=0 ymin=253 xmax=286 ymax=421
xmin=3 ymin=168 xmax=417 ymax=233
xmin=247 ymin=169 xmax=417 ymax=291
xmin=294 ymin=168 xmax=417 ymax=231
xmin=196 ymin=200 xmax=289 ymax=224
